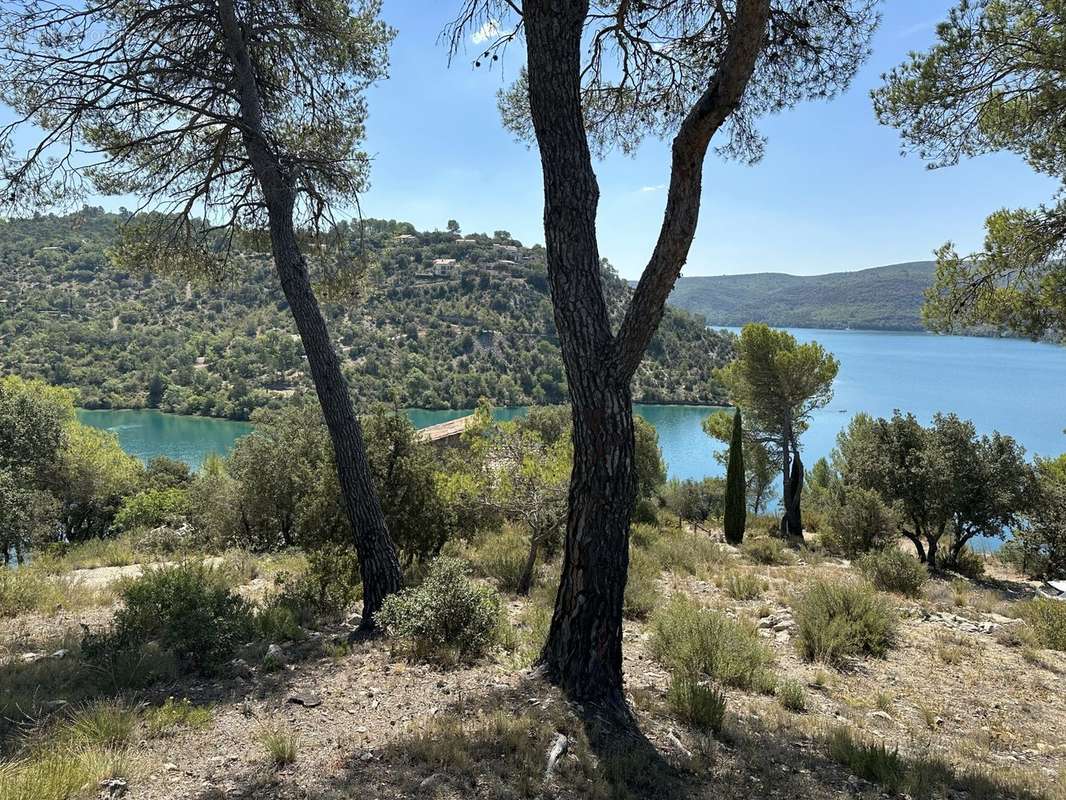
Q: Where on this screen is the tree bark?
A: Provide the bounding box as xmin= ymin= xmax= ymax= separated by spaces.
xmin=540 ymin=381 xmax=636 ymax=705
xmin=779 ymin=421 xmax=803 ymax=539
xmin=217 ymin=0 xmax=402 ymax=627
xmin=521 ymin=0 xmax=771 ymax=709
xmin=781 ymin=445 xmax=804 ymax=539
xmin=927 ymin=536 xmax=940 ymax=572
xmin=517 ymin=534 xmax=541 ymax=596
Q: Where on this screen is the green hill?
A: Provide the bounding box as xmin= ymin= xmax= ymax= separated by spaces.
xmin=0 ymin=208 xmax=734 ymax=419
xmin=666 ymin=261 xmax=937 ymax=331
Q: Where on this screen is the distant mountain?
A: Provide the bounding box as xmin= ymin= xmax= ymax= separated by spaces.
xmin=0 ymin=209 xmax=734 ymax=419
xmin=665 ymin=261 xmax=937 ymax=331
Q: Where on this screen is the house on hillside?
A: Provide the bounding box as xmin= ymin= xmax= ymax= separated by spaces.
xmin=394 ymin=233 xmax=418 ymax=244
xmin=431 ymin=258 xmax=457 ymax=276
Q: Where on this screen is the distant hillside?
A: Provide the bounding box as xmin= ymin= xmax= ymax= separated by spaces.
xmin=0 ymin=209 xmax=734 ymax=419
xmin=666 ymin=261 xmax=937 ymax=331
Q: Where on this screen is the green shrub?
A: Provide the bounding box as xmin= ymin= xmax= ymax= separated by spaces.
xmin=720 ymin=570 xmax=767 ymax=601
xmin=470 ymin=525 xmax=531 ymax=593
xmin=666 ymin=676 xmax=726 ymax=734
xmin=857 ymin=549 xmax=927 ymax=597
xmin=1019 ymin=598 xmax=1066 ymax=651
xmin=794 ymin=578 xmax=898 ymax=666
xmin=113 ymin=487 xmax=188 ymax=532
xmin=825 ymin=726 xmax=906 ymax=792
xmin=268 ymin=543 xmax=361 ymax=625
xmin=650 ymin=595 xmax=774 ymax=691
xmin=85 ymin=562 xmax=254 ymax=674
xmin=822 ymin=487 xmax=896 ymax=557
xmin=256 ymin=604 xmax=304 ymax=643
xmin=377 ymin=557 xmax=502 ymax=662
xmin=741 ymin=537 xmax=793 ymax=566
xmin=776 ymin=679 xmax=807 ymax=712
xmin=63 ymin=701 xmax=137 ymax=748
xmin=629 ymin=522 xmax=661 ymax=550
xmin=624 ymin=547 xmax=661 ymax=620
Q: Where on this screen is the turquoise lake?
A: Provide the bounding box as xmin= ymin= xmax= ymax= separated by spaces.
xmin=79 ymin=329 xmax=1066 ymax=483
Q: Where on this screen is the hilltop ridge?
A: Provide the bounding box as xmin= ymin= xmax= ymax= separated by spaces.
xmin=666 ymin=261 xmax=936 ymax=331
xmin=0 ymin=208 xmax=734 ymax=419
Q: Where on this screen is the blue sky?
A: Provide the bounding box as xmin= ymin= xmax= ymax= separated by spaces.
xmin=360 ymin=0 xmax=1059 ymax=279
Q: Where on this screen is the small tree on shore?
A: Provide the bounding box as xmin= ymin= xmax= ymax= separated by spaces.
xmin=723 ymin=409 xmax=746 ymax=545
xmin=716 ymin=324 xmax=838 ymax=540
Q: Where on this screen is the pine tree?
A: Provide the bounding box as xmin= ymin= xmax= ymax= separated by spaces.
xmin=724 ymin=408 xmax=747 ymax=545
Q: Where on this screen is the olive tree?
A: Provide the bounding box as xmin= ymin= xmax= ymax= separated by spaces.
xmin=839 ymin=411 xmax=1032 ymax=571
xmin=0 ymin=0 xmax=404 ymax=626
xmin=447 ymin=0 xmax=877 ymax=707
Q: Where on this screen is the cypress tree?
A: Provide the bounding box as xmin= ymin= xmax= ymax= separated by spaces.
xmin=724 ymin=408 xmax=747 ymax=544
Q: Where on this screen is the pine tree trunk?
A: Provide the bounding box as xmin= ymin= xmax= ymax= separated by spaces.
xmin=265 ymin=201 xmax=403 ymax=626
xmin=539 ymin=382 xmax=636 ymax=706
xmin=520 ymin=0 xmax=770 ymax=709
xmin=218 ymin=0 xmax=403 ymax=627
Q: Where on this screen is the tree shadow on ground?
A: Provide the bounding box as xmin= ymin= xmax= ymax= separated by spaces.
xmin=0 ymin=620 xmax=351 ymax=755
xmin=181 ymin=670 xmax=1055 ymax=800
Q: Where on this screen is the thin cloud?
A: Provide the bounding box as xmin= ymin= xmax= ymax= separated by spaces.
xmin=896 ymin=18 xmax=939 ymax=39
xmin=471 ymin=19 xmax=500 ymax=45
xmin=640 ymin=184 xmax=666 ymax=193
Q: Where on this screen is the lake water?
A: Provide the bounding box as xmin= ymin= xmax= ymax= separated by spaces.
xmin=78 ymin=330 xmax=1066 ymax=482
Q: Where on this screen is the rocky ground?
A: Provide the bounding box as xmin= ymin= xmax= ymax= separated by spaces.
xmin=1 ymin=540 xmax=1064 ymax=800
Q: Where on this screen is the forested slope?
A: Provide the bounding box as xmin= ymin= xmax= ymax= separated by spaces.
xmin=0 ymin=208 xmax=734 ymax=419
xmin=668 ymin=262 xmax=936 ymax=331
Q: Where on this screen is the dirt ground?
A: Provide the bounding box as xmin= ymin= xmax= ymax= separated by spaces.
xmin=2 ymin=547 xmax=1064 ymax=800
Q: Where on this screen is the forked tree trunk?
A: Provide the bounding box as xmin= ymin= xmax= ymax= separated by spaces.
xmin=522 ymin=0 xmax=770 ymax=708
xmin=218 ymin=0 xmax=402 ymax=627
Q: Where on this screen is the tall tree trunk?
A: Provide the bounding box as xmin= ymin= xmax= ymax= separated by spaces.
xmin=521 ymin=0 xmax=771 ymax=708
xmin=541 ymin=381 xmax=636 ymax=705
xmin=786 ymin=447 xmax=804 ymax=537
xmin=779 ymin=421 xmax=803 ymax=539
xmin=522 ymin=2 xmax=634 ymax=706
xmin=218 ymin=0 xmax=402 ymax=627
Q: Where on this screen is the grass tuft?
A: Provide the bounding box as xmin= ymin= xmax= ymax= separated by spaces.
xmin=258 ymin=724 xmax=298 ymax=767
xmin=666 ymin=676 xmax=727 ymax=734
xmin=776 ymin=679 xmax=807 ymax=712
xmin=143 ymin=697 xmax=212 ymax=737
xmin=650 ymin=595 xmax=775 ymax=691
xmin=794 ymin=578 xmax=897 ymax=667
